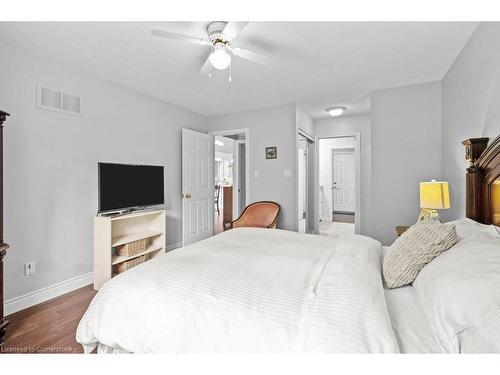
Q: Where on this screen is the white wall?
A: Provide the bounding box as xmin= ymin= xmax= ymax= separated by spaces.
xmin=318 ymin=137 xmax=356 ymax=222
xmin=0 ymin=43 xmax=207 ymax=300
xmin=207 ymin=104 xmax=297 ymax=230
xmin=296 ymin=105 xmax=314 ymax=137
xmin=371 ymin=81 xmax=442 ymax=245
xmin=315 ymin=114 xmax=371 ymax=235
xmin=441 ymin=23 xmax=500 ymax=221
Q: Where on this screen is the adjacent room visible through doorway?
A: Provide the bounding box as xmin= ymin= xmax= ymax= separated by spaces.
xmin=318 ymin=136 xmax=357 ymax=238
xmin=212 ymin=130 xmax=249 ymax=235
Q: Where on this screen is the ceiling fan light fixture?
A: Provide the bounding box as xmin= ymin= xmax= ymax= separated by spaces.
xmin=326 ymin=106 xmax=346 ymax=117
xmin=209 ymin=48 xmax=231 ymax=70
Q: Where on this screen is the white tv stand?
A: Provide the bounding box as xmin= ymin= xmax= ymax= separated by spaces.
xmin=93 ymin=209 xmax=166 ymax=290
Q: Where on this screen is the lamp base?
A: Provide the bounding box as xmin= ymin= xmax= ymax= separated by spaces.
xmin=418 ymin=208 xmax=439 ymax=222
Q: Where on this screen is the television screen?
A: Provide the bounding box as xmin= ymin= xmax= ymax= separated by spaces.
xmin=98 ymin=163 xmax=164 ymax=213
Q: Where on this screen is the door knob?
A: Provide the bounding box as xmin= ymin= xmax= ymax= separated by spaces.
xmin=183 ymin=193 xmax=192 ymax=198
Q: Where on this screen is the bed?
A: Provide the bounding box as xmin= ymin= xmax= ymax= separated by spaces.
xmin=77 ymin=135 xmax=500 ymax=353
xmin=77 ymin=229 xmax=398 ymax=353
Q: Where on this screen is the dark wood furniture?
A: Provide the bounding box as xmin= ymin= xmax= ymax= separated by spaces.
xmin=463 ymin=135 xmax=500 ymax=226
xmin=395 ymin=225 xmax=409 ymax=237
xmin=225 ymin=201 xmax=281 ymax=230
xmin=222 ymin=185 xmax=233 ymax=227
xmin=0 ymin=110 xmax=10 ymax=346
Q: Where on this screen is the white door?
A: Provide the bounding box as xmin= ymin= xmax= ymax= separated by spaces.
xmin=297 ymin=147 xmax=307 ymax=233
xmin=182 ymin=128 xmax=214 ymax=246
xmin=332 ymin=151 xmax=355 ymax=213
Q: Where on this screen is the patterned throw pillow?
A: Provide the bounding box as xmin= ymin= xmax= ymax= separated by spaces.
xmin=383 ymin=221 xmax=457 ymax=289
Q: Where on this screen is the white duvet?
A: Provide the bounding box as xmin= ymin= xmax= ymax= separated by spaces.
xmin=77 ymin=228 xmax=398 ymax=353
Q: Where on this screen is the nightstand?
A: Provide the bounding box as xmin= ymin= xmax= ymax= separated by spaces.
xmin=395 ymin=226 xmax=410 ymax=237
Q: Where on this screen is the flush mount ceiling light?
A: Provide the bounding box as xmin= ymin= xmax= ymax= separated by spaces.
xmin=209 ymin=47 xmax=232 ymax=70
xmin=326 ymin=106 xmax=346 ymax=117
xmin=215 ymin=139 xmax=224 ymax=146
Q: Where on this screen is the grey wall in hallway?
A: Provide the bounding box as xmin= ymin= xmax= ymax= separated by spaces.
xmin=296 ymin=105 xmax=315 ymax=137
xmin=314 ymin=114 xmax=372 ymax=236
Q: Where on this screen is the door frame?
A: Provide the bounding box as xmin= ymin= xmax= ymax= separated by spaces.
xmin=209 ymin=128 xmax=250 ymax=224
xmin=315 ymin=132 xmax=361 ymax=234
xmin=297 ymin=145 xmax=307 ymax=233
xmin=234 ymin=139 xmax=247 ymax=218
xmin=296 ymin=129 xmax=316 ymax=233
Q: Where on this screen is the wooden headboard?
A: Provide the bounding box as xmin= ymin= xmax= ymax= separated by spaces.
xmin=463 ymin=135 xmax=500 ymax=226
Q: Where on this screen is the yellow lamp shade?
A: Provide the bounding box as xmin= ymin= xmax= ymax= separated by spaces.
xmin=420 ymin=180 xmax=450 ymax=209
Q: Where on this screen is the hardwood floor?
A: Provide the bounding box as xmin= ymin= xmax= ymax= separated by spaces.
xmin=332 ymin=213 xmax=355 ymax=224
xmin=1 ymin=285 xmax=96 ymax=354
xmin=214 ymin=210 xmax=224 ymax=235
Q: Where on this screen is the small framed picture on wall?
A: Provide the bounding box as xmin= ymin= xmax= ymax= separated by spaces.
xmin=265 ymin=146 xmax=277 ymax=159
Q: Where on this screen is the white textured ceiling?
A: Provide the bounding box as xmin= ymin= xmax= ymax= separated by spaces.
xmin=0 ymin=22 xmax=478 ymax=119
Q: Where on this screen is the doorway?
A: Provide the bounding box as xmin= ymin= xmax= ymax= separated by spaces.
xmin=317 ymin=135 xmax=359 ymax=238
xmin=297 ymin=131 xmax=315 ymax=233
xmin=210 ymin=129 xmax=250 ymax=235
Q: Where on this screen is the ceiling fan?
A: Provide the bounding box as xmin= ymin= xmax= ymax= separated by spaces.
xmin=150 ymin=21 xmax=271 ymax=79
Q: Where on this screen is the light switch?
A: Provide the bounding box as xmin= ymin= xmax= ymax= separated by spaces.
xmin=284 ymin=170 xmax=292 ymax=178
xmin=253 ymin=170 xmax=259 ymax=178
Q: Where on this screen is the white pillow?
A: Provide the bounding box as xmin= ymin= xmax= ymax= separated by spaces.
xmin=413 ymin=225 xmax=500 ymax=353
xmin=383 ymin=221 xmax=457 ymax=289
xmin=446 ymin=218 xmax=487 ymax=241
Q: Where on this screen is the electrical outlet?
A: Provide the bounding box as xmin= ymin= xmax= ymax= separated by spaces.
xmin=24 ymin=261 xmax=36 ymax=276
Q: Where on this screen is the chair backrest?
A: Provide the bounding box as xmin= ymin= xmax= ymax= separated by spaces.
xmin=232 ymin=201 xmax=281 ymax=229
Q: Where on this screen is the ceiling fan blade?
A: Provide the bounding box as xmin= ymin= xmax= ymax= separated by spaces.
xmin=199 ymin=53 xmax=213 ymax=76
xmin=150 ymin=29 xmax=209 ymax=46
xmin=222 ymin=22 xmax=249 ymax=40
xmin=232 ymin=47 xmax=272 ymax=65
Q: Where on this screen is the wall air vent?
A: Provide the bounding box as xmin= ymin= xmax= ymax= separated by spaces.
xmin=36 ymin=83 xmax=81 ymax=115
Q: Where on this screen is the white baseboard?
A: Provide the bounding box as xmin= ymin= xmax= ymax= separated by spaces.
xmin=4 ymin=243 xmax=182 ymax=315
xmin=4 ymin=272 xmax=93 ymax=316
xmin=166 ymin=241 xmax=183 ymax=252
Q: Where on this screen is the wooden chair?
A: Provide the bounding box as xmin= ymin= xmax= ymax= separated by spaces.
xmin=224 ymin=201 xmax=281 ymax=230
xmin=214 ymin=185 xmax=221 ymax=215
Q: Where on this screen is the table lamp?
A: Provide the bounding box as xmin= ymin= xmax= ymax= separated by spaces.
xmin=418 ymin=180 xmax=450 ymax=221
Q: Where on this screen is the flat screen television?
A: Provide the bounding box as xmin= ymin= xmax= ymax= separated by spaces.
xmin=98 ymin=162 xmax=164 ymax=213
